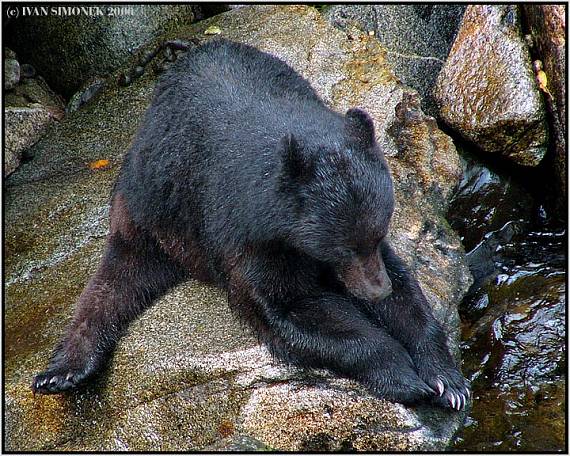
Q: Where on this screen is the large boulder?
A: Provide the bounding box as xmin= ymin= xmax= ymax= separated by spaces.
xmin=323 ymin=4 xmax=465 ymax=117
xmin=434 ymin=5 xmax=548 ymax=167
xmin=5 ymin=4 xmax=199 ymax=98
xmin=4 ymin=5 xmax=471 ymax=451
xmin=4 ymin=107 xmax=52 ymax=177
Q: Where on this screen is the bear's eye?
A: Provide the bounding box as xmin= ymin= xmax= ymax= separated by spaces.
xmin=355 ymin=237 xmax=384 ymax=256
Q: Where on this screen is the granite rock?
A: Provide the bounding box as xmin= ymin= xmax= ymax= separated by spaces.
xmin=323 ymin=4 xmax=466 ymax=117
xmin=434 ymin=5 xmax=548 ymax=167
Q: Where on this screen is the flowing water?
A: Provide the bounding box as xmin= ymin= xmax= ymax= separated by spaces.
xmin=447 ymin=149 xmax=566 ymax=451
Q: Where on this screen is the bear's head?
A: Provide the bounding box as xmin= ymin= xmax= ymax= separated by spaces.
xmin=280 ymin=108 xmax=394 ymax=302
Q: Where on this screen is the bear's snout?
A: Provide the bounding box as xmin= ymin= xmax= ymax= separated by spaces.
xmin=341 ymin=255 xmax=393 ymax=302
xmin=358 ymin=267 xmax=392 ymax=301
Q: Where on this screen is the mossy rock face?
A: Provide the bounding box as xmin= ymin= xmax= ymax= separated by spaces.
xmin=323 ymin=4 xmax=466 ymax=117
xmin=5 ymin=5 xmax=470 ymax=451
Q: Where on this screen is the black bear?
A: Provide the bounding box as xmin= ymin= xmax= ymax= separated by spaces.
xmin=32 ymin=39 xmax=470 ymax=410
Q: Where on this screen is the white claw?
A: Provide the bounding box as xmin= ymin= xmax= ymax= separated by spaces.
xmin=450 ymin=393 xmax=456 ymax=409
xmin=40 ymin=378 xmax=48 ymax=386
xmin=49 ymin=376 xmax=58 ymax=384
xmin=436 ymin=379 xmax=444 ymax=396
xmin=465 ymin=387 xmax=471 ymax=399
xmin=458 ymin=394 xmax=464 ymax=410
xmin=66 ymin=372 xmax=74 ymax=381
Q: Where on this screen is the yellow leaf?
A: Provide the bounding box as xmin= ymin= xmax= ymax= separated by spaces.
xmin=537 ymin=70 xmax=548 ymax=90
xmin=89 ymin=159 xmax=110 ymax=170
xmin=204 ymin=25 xmax=221 ymax=35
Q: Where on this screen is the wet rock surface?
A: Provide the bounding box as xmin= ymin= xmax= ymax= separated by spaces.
xmin=447 ymin=153 xmax=566 ymax=451
xmin=5 ymin=5 xmax=470 ymax=451
xmin=323 ymin=4 xmax=465 ymax=117
xmin=434 ymin=5 xmax=548 ymax=167
xmin=524 ymin=5 xmax=566 ymax=131
xmin=523 ymin=5 xmax=567 ymax=211
xmin=5 ymin=5 xmax=199 ymax=98
xmin=446 ymin=149 xmax=536 ymax=253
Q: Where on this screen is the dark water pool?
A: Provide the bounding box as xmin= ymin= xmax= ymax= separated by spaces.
xmin=447 ymin=149 xmax=566 ymax=452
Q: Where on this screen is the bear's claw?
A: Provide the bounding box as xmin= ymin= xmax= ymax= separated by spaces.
xmin=431 ymin=382 xmax=470 ymax=411
xmin=32 ymin=369 xmax=85 ymax=394
xmin=420 ymin=368 xmax=471 ymax=411
xmin=435 ymin=379 xmax=444 ymax=396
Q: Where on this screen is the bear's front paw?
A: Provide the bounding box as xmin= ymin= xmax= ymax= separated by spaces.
xmin=32 ymin=367 xmax=89 ymax=394
xmin=366 ymin=365 xmax=437 ymax=406
xmin=419 ymin=364 xmax=471 ymax=411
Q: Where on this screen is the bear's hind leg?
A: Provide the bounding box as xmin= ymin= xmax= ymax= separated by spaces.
xmin=32 ymin=194 xmax=187 ymax=394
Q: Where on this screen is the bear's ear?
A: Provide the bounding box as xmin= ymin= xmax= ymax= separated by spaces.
xmin=345 ymin=108 xmax=375 ymax=148
xmin=279 ymin=134 xmax=311 ymax=181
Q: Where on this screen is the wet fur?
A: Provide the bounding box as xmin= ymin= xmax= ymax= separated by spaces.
xmin=33 ymin=40 xmax=469 ymax=409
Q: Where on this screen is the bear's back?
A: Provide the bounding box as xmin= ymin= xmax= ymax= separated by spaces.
xmin=150 ymin=40 xmax=338 ymax=148
xmin=117 ymin=40 xmax=344 ymax=254
xmin=174 ymin=40 xmax=321 ymax=105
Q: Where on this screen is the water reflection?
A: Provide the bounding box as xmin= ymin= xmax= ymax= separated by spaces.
xmin=448 ymin=151 xmax=566 ymax=451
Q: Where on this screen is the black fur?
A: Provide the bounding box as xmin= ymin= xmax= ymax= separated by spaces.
xmin=32 ymin=40 xmax=469 ymax=410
